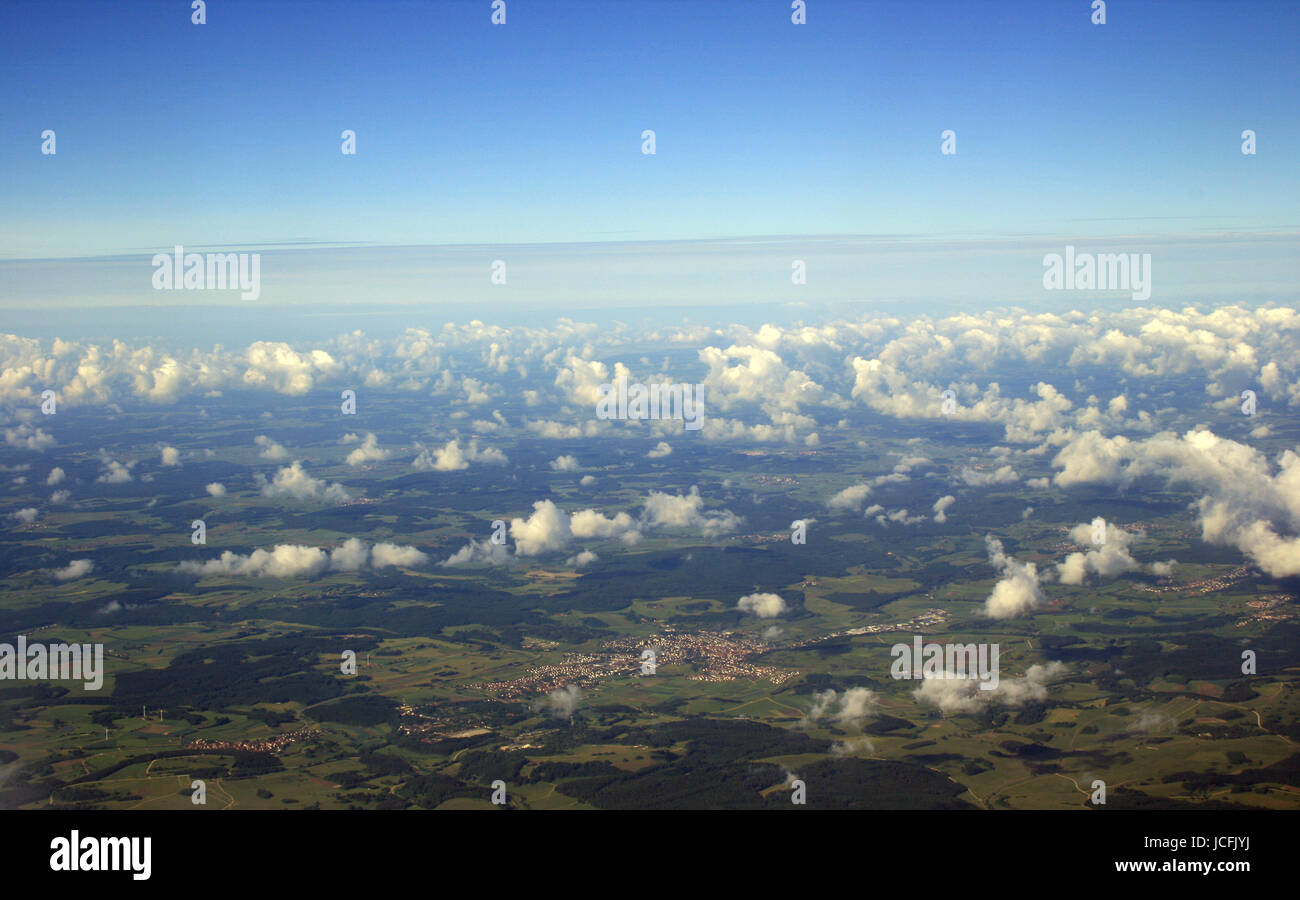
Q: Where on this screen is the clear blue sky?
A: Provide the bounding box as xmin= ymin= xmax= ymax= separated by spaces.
xmin=2 ymin=0 xmax=1297 ymax=261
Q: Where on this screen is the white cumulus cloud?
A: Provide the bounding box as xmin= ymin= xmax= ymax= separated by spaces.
xmin=737 ymin=592 xmax=787 ymax=619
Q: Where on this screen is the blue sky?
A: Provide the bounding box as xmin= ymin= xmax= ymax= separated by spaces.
xmin=0 ymin=0 xmax=1297 ymax=310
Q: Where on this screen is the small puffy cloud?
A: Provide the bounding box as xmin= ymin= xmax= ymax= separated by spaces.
xmin=959 ymin=465 xmax=1019 ymax=487
xmin=1056 ymin=522 xmax=1142 ymax=584
xmin=647 ymin=441 xmax=673 ymax=459
xmin=932 ymin=495 xmax=956 ymax=523
xmin=1148 ymin=559 xmax=1176 ymax=576
xmin=178 ymin=539 xmax=425 ymax=578
xmin=828 ymin=483 xmax=872 ymax=512
xmin=893 ymin=455 xmax=932 ymax=474
xmin=1049 ymin=431 xmax=1132 ymax=488
xmin=206 ymin=482 xmax=226 ymax=497
xmin=257 ymin=461 xmax=350 ymax=503
xmin=413 ymin=438 xmax=507 ymax=472
xmin=414 ymin=440 xmax=463 ymax=472
xmin=510 ymin=499 xmax=573 ymax=556
xmin=345 ymin=432 xmax=390 ymax=466
xmin=913 ymin=662 xmax=1067 ymax=714
xmin=457 ymin=490 xmax=736 ymax=562
xmin=1072 ymin=548 xmax=1113 ymax=587
xmin=737 ymin=592 xmax=787 ymax=619
xmin=50 ymin=559 xmax=94 ymax=581
xmin=254 ymin=435 xmax=289 ymax=461
xmin=96 ymin=450 xmax=135 ymax=484
xmin=242 ymin=341 xmax=338 ymax=395
xmin=541 ymin=684 xmax=583 ymax=718
xmin=835 ymin=687 xmax=879 ymax=725
xmin=50 ymin=489 xmax=71 ymax=503
xmin=460 ymin=376 xmax=492 ymax=405
xmin=159 ymin=445 xmax=181 ymax=466
xmin=876 ymin=508 xmax=926 ymax=526
xmin=566 ymin=549 xmax=599 ymax=568
xmin=805 ymin=687 xmax=878 ymax=729
xmin=371 ymin=541 xmax=429 ymax=568
xmin=570 ymin=509 xmax=640 ymax=543
xmin=180 ymin=544 xmax=329 ymax=578
xmin=554 ymin=355 xmax=621 ymax=406
xmin=9 ymin=507 xmax=38 ymax=524
xmin=4 ymin=424 xmax=55 ymax=451
xmin=580 ymin=475 xmax=596 ymax=487
xmin=471 ymin=416 xmax=504 ymax=432
xmin=328 ymin=537 xmax=371 ymax=571
xmin=481 ymin=497 xmax=658 ymax=561
xmin=46 ymin=467 xmax=65 ymax=486
xmin=549 ymin=454 xmax=580 ymax=472
xmin=440 ymin=537 xmax=511 ymax=567
xmin=983 ymin=535 xmax=1045 ymax=620
xmin=642 ymin=486 xmax=741 ymax=537
xmin=525 ymin=418 xmax=606 ymax=440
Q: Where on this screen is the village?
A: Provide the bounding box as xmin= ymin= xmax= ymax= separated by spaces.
xmin=473 ymin=626 xmax=797 ymax=699
xmin=186 ymin=727 xmax=323 ymax=755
